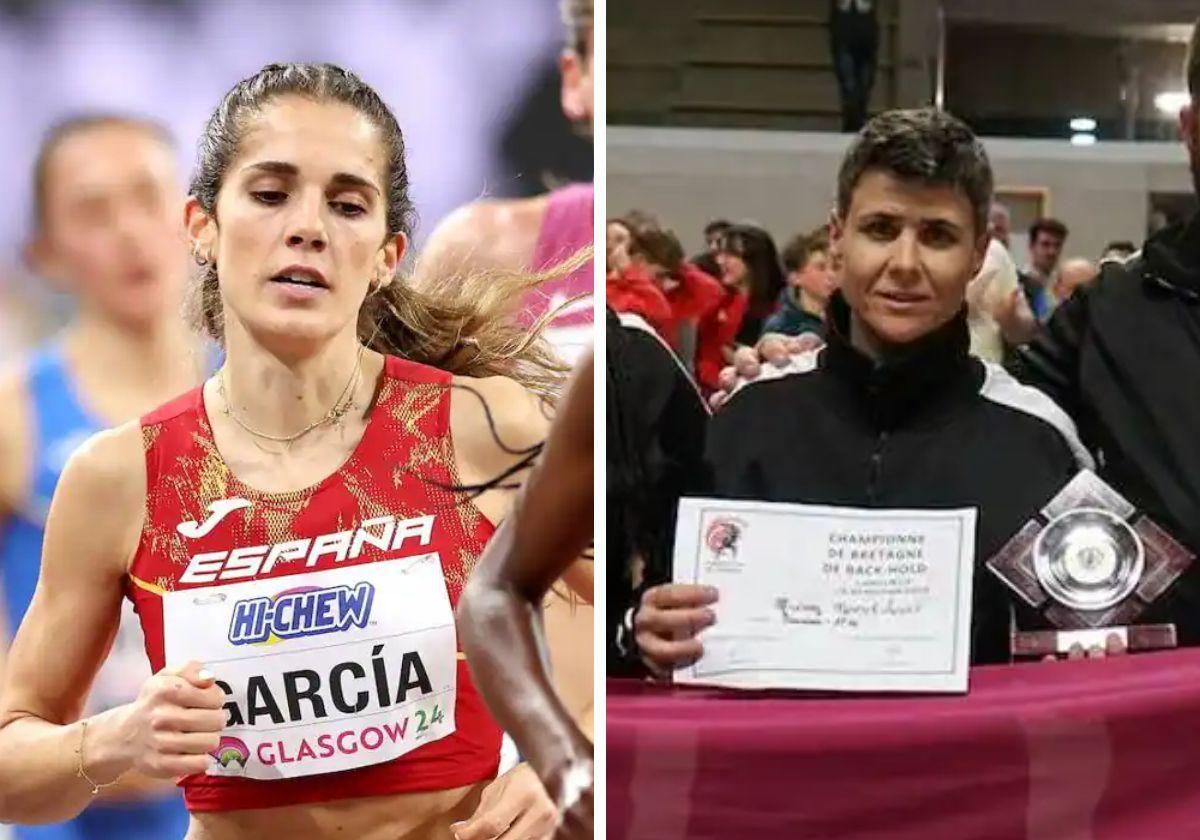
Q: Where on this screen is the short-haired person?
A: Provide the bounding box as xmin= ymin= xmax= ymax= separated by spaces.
xmin=636 ymin=109 xmax=1094 ymax=673
xmin=1021 ymin=217 xmax=1068 ymax=320
xmin=763 ymin=227 xmax=836 ymax=337
xmin=717 ymin=19 xmax=1200 ymax=654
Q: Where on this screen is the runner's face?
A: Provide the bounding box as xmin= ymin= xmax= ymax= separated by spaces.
xmin=199 ymin=96 xmax=402 ymax=354
xmin=36 ymin=125 xmax=184 ymax=328
xmin=561 ymin=27 xmax=594 ymax=130
xmin=831 ymin=169 xmax=985 ymax=347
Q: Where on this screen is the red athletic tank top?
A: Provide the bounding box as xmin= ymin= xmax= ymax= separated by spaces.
xmin=127 ymin=356 xmax=502 ymax=812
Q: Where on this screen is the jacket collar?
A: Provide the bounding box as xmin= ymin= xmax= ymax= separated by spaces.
xmin=822 ymin=291 xmax=978 ymax=430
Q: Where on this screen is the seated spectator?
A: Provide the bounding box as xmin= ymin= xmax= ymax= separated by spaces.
xmin=715 ymin=223 xmax=785 ymax=345
xmin=763 ymin=226 xmax=836 ymax=337
xmin=611 ymin=216 xmax=724 ymax=359
xmin=691 ymin=218 xmax=732 ymax=279
xmin=606 ymin=217 xmax=634 ymax=274
xmin=635 ymin=108 xmax=1094 ymax=673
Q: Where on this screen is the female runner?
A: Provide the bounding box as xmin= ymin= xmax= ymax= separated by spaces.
xmin=0 ymin=62 xmax=569 ymax=840
xmin=0 ymin=115 xmax=197 ymax=840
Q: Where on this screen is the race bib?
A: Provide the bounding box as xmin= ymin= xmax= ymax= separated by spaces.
xmin=162 ymin=554 xmax=456 ymax=780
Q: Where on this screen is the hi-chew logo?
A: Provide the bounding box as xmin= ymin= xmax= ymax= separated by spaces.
xmin=228 ymin=582 xmax=375 ymax=646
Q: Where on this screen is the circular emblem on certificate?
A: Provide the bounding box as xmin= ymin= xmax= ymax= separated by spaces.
xmin=1031 ymin=507 xmax=1143 ymax=611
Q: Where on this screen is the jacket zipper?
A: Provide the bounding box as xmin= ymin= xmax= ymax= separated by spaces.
xmin=868 ymin=430 xmax=889 ymax=503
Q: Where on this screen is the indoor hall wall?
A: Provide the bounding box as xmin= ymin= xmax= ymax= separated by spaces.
xmin=608 ymin=127 xmax=1190 ymax=267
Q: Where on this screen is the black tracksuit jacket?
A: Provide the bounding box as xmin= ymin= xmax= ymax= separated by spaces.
xmin=705 ymin=293 xmax=1089 ymax=664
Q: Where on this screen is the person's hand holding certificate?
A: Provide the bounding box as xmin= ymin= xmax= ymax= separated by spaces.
xmin=648 ymin=498 xmax=977 ymax=693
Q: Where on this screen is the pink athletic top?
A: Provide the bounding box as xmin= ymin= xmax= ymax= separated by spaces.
xmin=527 ymin=182 xmax=593 ymax=361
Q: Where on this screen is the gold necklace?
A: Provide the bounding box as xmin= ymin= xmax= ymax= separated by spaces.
xmin=218 ymin=345 xmax=365 ymax=446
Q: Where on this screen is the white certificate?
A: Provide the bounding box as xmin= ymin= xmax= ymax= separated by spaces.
xmin=673 ymin=498 xmax=977 ymax=693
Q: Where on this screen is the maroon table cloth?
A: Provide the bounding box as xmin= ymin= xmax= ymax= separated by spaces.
xmin=607 ymin=649 xmax=1200 ymax=839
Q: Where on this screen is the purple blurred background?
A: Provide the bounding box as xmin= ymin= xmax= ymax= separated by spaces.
xmin=0 ymin=0 xmax=590 ymax=352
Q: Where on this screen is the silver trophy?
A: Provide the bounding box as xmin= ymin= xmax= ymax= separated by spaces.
xmin=988 ymin=470 xmax=1193 ymax=657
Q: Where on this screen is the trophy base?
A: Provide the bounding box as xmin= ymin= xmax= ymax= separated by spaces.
xmin=1011 ymin=624 xmax=1177 ymax=658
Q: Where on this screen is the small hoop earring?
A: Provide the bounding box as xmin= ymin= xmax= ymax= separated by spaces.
xmin=191 ymin=246 xmax=209 ymax=267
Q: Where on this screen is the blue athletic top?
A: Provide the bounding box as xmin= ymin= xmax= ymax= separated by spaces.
xmin=0 ymin=343 xmax=190 ymax=840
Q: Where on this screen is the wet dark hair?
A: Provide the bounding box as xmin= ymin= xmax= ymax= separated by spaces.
xmin=32 ymin=114 xmax=174 ymax=230
xmin=837 ymin=108 xmax=993 ymax=237
xmin=189 ymin=62 xmax=571 ymax=398
xmin=718 ymin=223 xmax=785 ymax=312
xmin=1028 ymin=217 xmax=1068 ymax=245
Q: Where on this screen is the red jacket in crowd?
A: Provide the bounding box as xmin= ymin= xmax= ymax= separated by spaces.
xmin=695 ymin=287 xmax=749 ymax=394
xmin=661 ymin=262 xmax=723 ymax=346
xmin=606 ymin=264 xmax=673 ymax=335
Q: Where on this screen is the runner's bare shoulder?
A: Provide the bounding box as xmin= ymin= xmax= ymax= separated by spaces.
xmin=448 ymin=375 xmax=550 ymax=522
xmin=48 ymin=421 xmax=147 ymax=574
xmin=415 ymin=195 xmax=549 ymax=289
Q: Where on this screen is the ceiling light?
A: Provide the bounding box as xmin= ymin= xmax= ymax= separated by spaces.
xmin=1069 ymin=117 xmax=1096 ymax=132
xmin=1155 ymin=91 xmax=1190 ymax=115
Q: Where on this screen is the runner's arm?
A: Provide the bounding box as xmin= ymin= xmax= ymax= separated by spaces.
xmin=0 ymin=423 xmax=144 ymax=823
xmin=456 ymin=356 xmax=594 ymax=830
xmin=0 ymin=368 xmax=31 ymax=698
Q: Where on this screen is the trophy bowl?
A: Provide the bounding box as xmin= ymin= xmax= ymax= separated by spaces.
xmin=1032 ymin=508 xmax=1143 ymax=612
xmin=988 ymin=470 xmax=1195 ymax=657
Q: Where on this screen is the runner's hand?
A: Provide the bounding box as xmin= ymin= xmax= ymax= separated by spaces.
xmin=115 ymin=660 xmax=226 ymax=779
xmin=453 ymin=762 xmax=558 ymax=840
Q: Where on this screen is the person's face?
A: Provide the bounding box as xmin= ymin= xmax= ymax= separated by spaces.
xmin=1030 ymin=231 xmax=1064 ymax=274
xmin=988 ymin=208 xmax=1010 ymax=247
xmin=706 ymin=231 xmax=725 ymax=253
xmin=31 ymin=124 xmax=184 ymax=329
xmin=186 ymin=95 xmax=403 ymax=356
xmin=560 ymin=27 xmax=594 ymax=131
xmin=606 ymin=221 xmax=631 ymax=272
xmin=716 ymin=250 xmax=747 ymax=289
xmin=830 ymin=169 xmax=986 ymax=348
xmin=794 ymin=248 xmax=836 ymax=305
